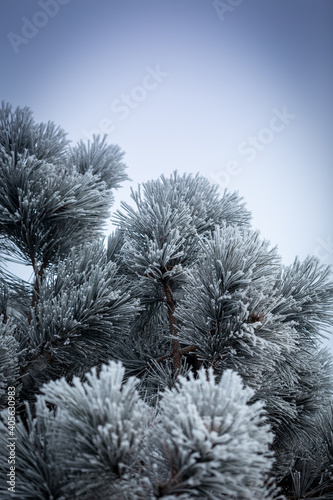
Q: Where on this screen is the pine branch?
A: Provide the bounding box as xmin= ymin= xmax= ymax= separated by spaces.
xmin=29 ymin=259 xmax=49 ymax=323
xmin=162 ymin=278 xmax=181 ymax=376
xmin=150 ymin=345 xmax=197 ymax=366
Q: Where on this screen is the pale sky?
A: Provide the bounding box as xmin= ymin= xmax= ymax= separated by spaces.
xmin=1 ymin=0 xmax=333 ymax=344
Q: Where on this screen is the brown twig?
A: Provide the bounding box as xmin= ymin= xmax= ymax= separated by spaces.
xmin=150 ymin=345 xmax=197 ymax=367
xmin=162 ymin=279 xmax=181 ymax=376
xmin=28 ymin=258 xmax=48 ymax=324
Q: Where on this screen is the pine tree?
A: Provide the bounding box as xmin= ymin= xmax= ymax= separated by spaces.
xmin=1 ymin=102 xmax=333 ymax=499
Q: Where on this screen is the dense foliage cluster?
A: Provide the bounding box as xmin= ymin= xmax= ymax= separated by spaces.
xmin=0 ymin=102 xmax=333 ymax=499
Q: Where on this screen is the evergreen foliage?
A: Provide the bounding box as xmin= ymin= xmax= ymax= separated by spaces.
xmin=1 ymin=102 xmax=333 ymax=499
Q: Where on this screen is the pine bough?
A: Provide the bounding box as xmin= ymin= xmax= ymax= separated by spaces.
xmin=0 ymin=102 xmax=333 ymax=499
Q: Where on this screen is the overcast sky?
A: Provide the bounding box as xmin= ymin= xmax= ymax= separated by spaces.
xmin=1 ymin=1 xmax=333 ymax=342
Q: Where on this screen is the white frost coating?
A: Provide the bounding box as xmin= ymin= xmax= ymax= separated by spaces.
xmin=154 ymin=367 xmax=275 ymax=499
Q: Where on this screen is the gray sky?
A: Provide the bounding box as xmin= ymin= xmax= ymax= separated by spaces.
xmin=1 ymin=0 xmax=333 ymax=343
